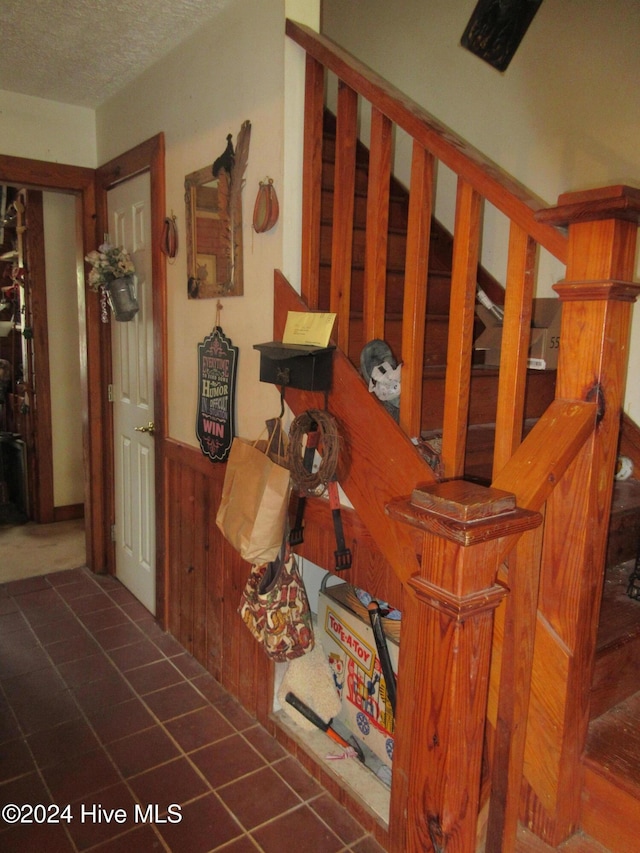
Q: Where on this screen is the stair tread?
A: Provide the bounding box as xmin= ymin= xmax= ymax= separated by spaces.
xmin=610 ymin=478 xmax=640 ymax=515
xmin=596 ymin=561 xmax=640 ymax=653
xmin=585 ymin=691 xmax=640 ymax=796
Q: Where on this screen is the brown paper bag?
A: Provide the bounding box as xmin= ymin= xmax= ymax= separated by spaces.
xmin=215 ymin=436 xmax=291 ymax=565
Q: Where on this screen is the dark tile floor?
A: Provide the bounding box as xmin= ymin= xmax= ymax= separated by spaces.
xmin=0 ymin=568 xmax=385 ymax=852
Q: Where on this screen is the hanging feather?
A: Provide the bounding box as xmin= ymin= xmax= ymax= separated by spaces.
xmin=229 ymin=120 xmax=251 ymax=213
xmin=228 ymin=120 xmax=251 ymax=293
xmin=216 ymin=169 xmax=233 ymax=288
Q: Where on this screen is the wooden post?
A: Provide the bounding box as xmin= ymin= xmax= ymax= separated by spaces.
xmin=387 ymin=481 xmax=541 ymax=853
xmin=519 ymin=187 xmax=640 ymax=844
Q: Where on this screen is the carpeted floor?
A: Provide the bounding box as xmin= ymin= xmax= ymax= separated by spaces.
xmin=0 ymin=519 xmax=86 ymax=583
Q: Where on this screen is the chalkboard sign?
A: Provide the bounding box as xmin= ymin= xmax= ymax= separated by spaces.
xmin=196 ymin=326 xmax=238 ymax=462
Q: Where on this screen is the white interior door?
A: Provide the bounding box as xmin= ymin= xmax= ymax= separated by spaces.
xmin=108 ymin=173 xmax=155 ymax=614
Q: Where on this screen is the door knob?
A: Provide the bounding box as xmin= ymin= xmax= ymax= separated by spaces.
xmin=134 ymin=421 xmax=155 ymax=435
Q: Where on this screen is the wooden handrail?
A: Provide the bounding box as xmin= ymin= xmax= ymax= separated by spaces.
xmin=287 ymin=18 xmax=568 ymax=263
xmin=285 ymin=20 xmax=640 ymax=853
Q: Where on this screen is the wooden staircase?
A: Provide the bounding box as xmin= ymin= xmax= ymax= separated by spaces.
xmin=318 ymin=110 xmax=556 ymax=471
xmin=318 ymin=101 xmax=640 ymax=853
xmin=286 ymin=19 xmax=640 ymax=853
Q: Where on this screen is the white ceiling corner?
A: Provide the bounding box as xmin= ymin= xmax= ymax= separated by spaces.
xmin=0 ymin=0 xmax=229 ymax=108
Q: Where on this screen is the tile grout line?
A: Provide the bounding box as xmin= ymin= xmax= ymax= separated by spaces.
xmin=2 ymin=569 xmax=383 ymax=852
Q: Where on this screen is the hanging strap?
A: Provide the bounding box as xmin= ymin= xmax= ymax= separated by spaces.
xmin=327 ymin=477 xmax=352 ymax=572
xmin=289 ymin=420 xmax=319 ymax=546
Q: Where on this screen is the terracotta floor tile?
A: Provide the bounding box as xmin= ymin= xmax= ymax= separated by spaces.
xmin=0 ymin=642 xmax=51 ymax=679
xmin=18 ymin=589 xmax=69 ymax=625
xmin=0 ymin=596 xmax=18 ymax=615
xmin=170 ymin=651 xmax=209 ymax=680
xmin=271 ymin=757 xmax=324 ymax=801
xmin=0 ymin=820 xmax=76 ymax=852
xmin=165 ymin=705 xmax=235 ymax=753
xmin=350 ymin=835 xmax=389 ymax=852
xmin=191 ymin=672 xmax=229 ymax=704
xmin=127 ymin=756 xmax=209 ymax=808
xmin=217 ymin=766 xmax=301 ymax=830
xmin=79 ymin=606 xmax=130 ymax=632
xmin=251 ymin=804 xmax=343 ymax=853
xmin=2 ymin=664 xmax=67 ymax=702
xmin=106 ymin=725 xmax=179 ymax=778
xmin=87 ymin=697 xmax=156 ymax=745
xmin=142 ymin=679 xmax=208 ymax=721
xmin=57 ymin=652 xmax=117 ymax=688
xmin=106 ymin=586 xmax=138 ymax=606
xmin=29 ymin=616 xmax=88 ymax=646
xmin=0 ymin=706 xmax=21 ymax=744
xmin=66 ymin=592 xmax=114 ymax=616
xmin=41 ymin=747 xmax=120 ymax=803
xmin=46 ymin=633 xmax=100 ymax=664
xmin=46 ymin=568 xmax=87 ymax=587
xmin=242 ymin=725 xmax=287 ymax=763
xmin=26 ymin=717 xmax=100 ymax=769
xmin=10 ymin=687 xmax=81 ymax=734
xmin=0 ymin=568 xmax=382 ymax=853
xmin=71 ymin=671 xmax=134 ymax=714
xmin=3 ymin=575 xmax=51 ymax=596
xmin=0 ymin=609 xmax=30 ymax=636
xmin=92 ymin=621 xmax=146 ymax=651
xmin=56 ymin=579 xmax=104 ymax=602
xmin=107 ymin=638 xmax=164 ymax=672
xmin=212 ymin=696 xmax=256 ymax=731
xmin=213 ymin=836 xmax=262 ymax=852
xmin=85 ymin=823 xmax=164 ymax=852
xmin=0 ymin=737 xmax=36 ymax=782
xmin=152 ymin=630 xmax=186 ymax=657
xmin=310 ymin=792 xmax=369 ymax=845
xmin=124 ymin=658 xmax=184 ymax=695
xmin=0 ymin=770 xmax=52 ymax=807
xmin=119 ymin=599 xmax=153 ymax=622
xmin=191 ymin=734 xmax=266 ymax=789
xmin=158 ymin=792 xmax=243 ymax=852
xmin=65 ymin=782 xmax=138 ymax=851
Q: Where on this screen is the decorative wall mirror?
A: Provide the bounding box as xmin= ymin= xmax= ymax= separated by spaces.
xmin=185 ymin=120 xmax=251 ymax=299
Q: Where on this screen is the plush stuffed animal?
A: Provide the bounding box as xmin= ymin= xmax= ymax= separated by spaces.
xmin=360 ymin=339 xmax=401 ymax=421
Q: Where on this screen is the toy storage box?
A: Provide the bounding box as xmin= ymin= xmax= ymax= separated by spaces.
xmin=317 ymin=583 xmax=400 ymax=770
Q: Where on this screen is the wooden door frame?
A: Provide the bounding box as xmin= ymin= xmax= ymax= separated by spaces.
xmin=0 ymin=154 xmax=97 ymax=543
xmin=95 ymin=134 xmax=168 ymax=625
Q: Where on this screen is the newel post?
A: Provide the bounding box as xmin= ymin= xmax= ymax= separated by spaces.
xmin=519 ymin=187 xmax=640 ymax=844
xmin=386 ymin=482 xmax=540 ymax=853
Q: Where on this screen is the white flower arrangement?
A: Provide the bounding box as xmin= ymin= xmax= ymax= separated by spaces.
xmin=85 ymin=242 xmax=135 ymax=291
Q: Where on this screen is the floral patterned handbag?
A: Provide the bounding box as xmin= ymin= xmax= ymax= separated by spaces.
xmin=238 ymin=543 xmax=314 ymax=662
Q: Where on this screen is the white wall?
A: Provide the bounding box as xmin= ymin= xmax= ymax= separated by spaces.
xmin=44 ymin=192 xmax=84 ymax=508
xmin=96 ymin=0 xmax=293 ymax=444
xmin=322 ymin=0 xmax=640 ymax=421
xmin=0 ymin=90 xmax=96 ymax=167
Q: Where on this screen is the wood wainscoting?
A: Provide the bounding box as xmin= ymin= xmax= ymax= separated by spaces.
xmin=162 ymin=437 xmax=399 ymax=846
xmin=163 ymin=438 xmax=274 ymax=722
xmin=163 ymin=436 xmax=402 ymax=697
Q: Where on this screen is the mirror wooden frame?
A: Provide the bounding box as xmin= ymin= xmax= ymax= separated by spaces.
xmin=185 ymin=121 xmax=251 ymax=299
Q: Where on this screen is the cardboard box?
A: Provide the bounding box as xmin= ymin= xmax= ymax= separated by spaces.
xmin=474 ymin=297 xmax=561 ymax=370
xmin=318 ymin=583 xmax=399 ymax=770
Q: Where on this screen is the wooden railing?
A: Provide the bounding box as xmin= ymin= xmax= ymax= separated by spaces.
xmin=285 ymin=19 xmax=640 ymax=853
xmin=288 ymin=18 xmax=567 ymax=479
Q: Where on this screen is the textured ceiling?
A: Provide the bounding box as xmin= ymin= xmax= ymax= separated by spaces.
xmin=0 ymin=0 xmax=229 ymax=108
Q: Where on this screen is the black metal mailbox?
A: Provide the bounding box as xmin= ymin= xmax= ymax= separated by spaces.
xmin=253 ymin=342 xmax=335 ymax=392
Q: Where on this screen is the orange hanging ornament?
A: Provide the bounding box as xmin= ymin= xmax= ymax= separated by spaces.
xmin=252 ymin=178 xmax=279 ymax=233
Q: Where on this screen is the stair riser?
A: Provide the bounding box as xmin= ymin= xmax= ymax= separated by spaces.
xmin=318 ymin=265 xmax=453 ymax=316
xmin=591 ymin=636 xmax=640 ymax=719
xmin=321 ymin=184 xmax=409 ymax=231
xmin=581 ymin=765 xmax=640 ymax=853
